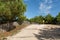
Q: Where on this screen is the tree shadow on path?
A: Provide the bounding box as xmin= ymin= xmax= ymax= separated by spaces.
xmin=34 ymin=28 xmax=60 ymax=40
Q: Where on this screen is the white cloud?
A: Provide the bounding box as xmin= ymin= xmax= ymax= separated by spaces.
xmin=39 ymin=3 xmax=45 ymax=10
xmin=44 ymin=0 xmax=52 ymax=3
xmin=47 ymin=6 xmax=52 ymax=10
xmin=39 ymin=0 xmax=53 ymax=15
xmin=49 ymin=0 xmax=52 ymax=3
xmin=45 ymin=0 xmax=48 ymax=3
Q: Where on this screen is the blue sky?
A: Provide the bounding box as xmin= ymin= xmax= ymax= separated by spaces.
xmin=24 ymin=0 xmax=60 ymax=19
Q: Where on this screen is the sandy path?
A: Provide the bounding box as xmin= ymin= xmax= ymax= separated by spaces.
xmin=7 ymin=24 xmax=60 ymax=40
xmin=7 ymin=24 xmax=47 ymax=40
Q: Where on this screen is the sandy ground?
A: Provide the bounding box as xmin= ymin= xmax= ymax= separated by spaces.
xmin=7 ymin=24 xmax=60 ymax=40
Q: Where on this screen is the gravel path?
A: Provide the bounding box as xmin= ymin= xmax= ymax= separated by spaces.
xmin=7 ymin=24 xmax=60 ymax=40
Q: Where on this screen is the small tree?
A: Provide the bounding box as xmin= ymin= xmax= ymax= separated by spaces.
xmin=29 ymin=16 xmax=44 ymax=24
xmin=0 ymin=0 xmax=26 ymax=31
xmin=0 ymin=0 xmax=26 ymax=23
xmin=56 ymin=12 xmax=60 ymax=24
xmin=45 ymin=14 xmax=54 ymax=24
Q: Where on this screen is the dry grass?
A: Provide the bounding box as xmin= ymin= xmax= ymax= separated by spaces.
xmin=0 ymin=24 xmax=29 ymax=39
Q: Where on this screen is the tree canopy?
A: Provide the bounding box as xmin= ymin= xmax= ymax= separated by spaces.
xmin=0 ymin=0 xmax=26 ymax=23
xmin=45 ymin=14 xmax=54 ymax=24
xmin=56 ymin=12 xmax=60 ymax=24
xmin=29 ymin=12 xmax=60 ymax=24
xmin=30 ymin=16 xmax=44 ymax=24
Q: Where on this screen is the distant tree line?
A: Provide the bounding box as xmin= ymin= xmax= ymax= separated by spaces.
xmin=29 ymin=12 xmax=60 ymax=24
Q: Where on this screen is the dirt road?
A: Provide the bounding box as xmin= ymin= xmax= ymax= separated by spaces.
xmin=7 ymin=24 xmax=60 ymax=40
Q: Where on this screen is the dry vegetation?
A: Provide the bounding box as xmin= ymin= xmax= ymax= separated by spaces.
xmin=0 ymin=24 xmax=28 ymax=39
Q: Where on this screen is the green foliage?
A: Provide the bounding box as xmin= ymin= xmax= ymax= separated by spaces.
xmin=18 ymin=15 xmax=26 ymax=24
xmin=29 ymin=14 xmax=57 ymax=24
xmin=45 ymin=14 xmax=54 ymax=24
xmin=29 ymin=12 xmax=60 ymax=24
xmin=56 ymin=12 xmax=60 ymax=24
xmin=0 ymin=0 xmax=26 ymax=23
xmin=30 ymin=16 xmax=44 ymax=24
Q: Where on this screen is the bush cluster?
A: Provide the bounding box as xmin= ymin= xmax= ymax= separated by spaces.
xmin=29 ymin=13 xmax=60 ymax=24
